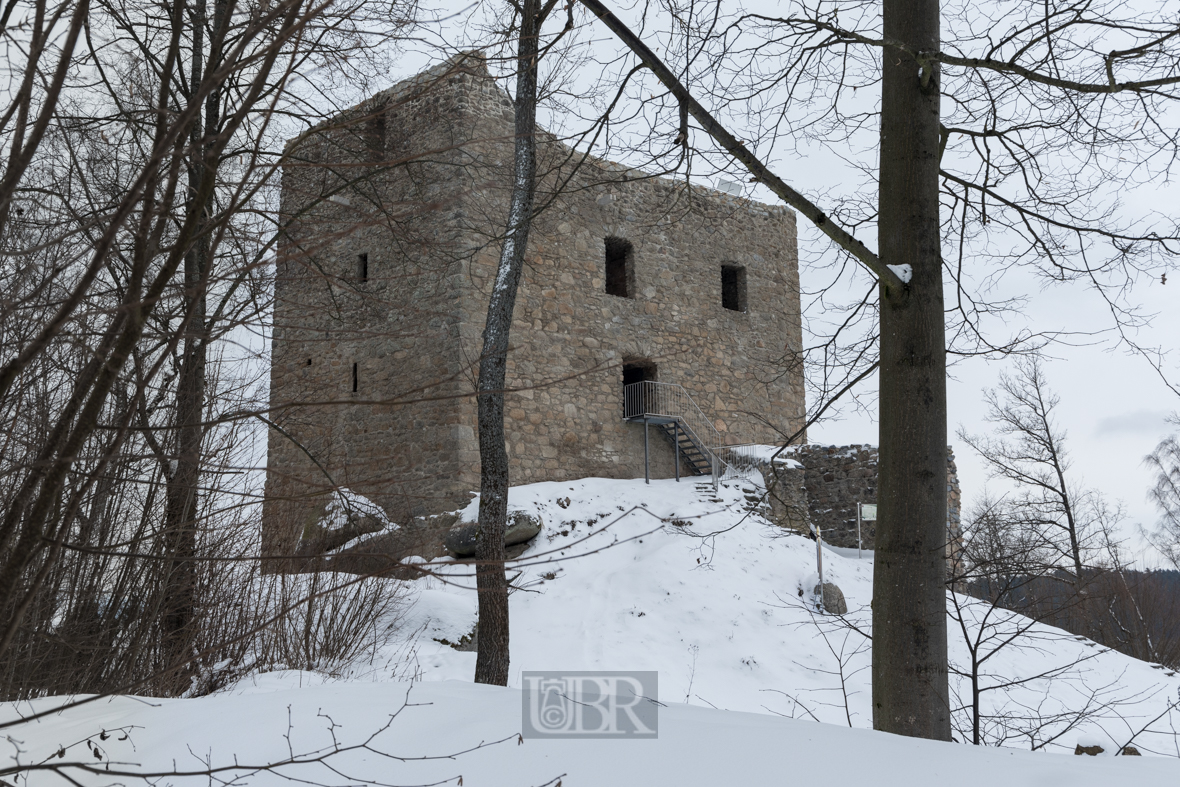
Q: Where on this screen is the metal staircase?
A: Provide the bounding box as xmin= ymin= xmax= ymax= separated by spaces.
xmin=622 ymin=380 xmax=760 ymax=483
xmin=660 ymin=420 xmax=713 ymax=475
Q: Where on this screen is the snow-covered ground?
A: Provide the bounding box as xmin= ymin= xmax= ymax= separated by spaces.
xmin=5 ymin=475 xmax=1180 ymax=784
xmin=406 ymin=476 xmax=876 ymax=718
xmin=9 ymin=679 xmax=1180 ymax=786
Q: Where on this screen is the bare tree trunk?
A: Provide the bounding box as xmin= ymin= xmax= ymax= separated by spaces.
xmin=474 ymin=0 xmax=542 ymax=686
xmin=161 ymin=0 xmax=227 ymax=690
xmin=872 ymin=0 xmax=951 ymax=740
xmin=160 ymin=279 xmax=204 ymax=689
xmin=1049 ymin=441 xmax=1085 ymax=582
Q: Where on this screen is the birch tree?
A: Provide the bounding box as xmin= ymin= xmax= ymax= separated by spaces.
xmin=473 ymin=0 xmax=545 ymax=686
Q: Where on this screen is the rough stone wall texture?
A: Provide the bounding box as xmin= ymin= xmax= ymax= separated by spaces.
xmin=785 ymin=445 xmax=962 ymax=560
xmin=263 ymin=53 xmax=805 ymax=557
xmin=794 ymin=444 xmax=879 ymax=548
xmin=264 ymin=58 xmax=484 ymax=559
xmin=759 ymin=462 xmax=810 ymax=535
xmin=946 ymin=449 xmax=964 ymax=575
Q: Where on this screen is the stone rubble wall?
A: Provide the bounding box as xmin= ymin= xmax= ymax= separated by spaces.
xmin=795 ymin=444 xmax=880 ymax=549
xmin=758 ymin=461 xmax=810 ymax=536
xmin=453 ymin=61 xmax=805 ymax=490
xmin=758 ymin=444 xmax=963 ymax=562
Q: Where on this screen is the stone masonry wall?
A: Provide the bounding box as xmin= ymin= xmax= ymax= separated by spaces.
xmin=264 ymin=58 xmax=486 ymax=558
xmin=456 ymin=97 xmax=804 ymax=489
xmin=796 ymin=444 xmax=879 ymax=548
xmin=263 ymin=53 xmax=805 ymax=558
xmin=788 ymin=445 xmax=962 ymax=558
xmin=759 ymin=460 xmax=810 ymax=535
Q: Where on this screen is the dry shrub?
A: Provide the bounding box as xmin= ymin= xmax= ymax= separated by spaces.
xmin=250 ymin=570 xmax=409 ymax=677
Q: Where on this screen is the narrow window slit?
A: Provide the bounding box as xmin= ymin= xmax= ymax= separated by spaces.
xmin=367 ymin=112 xmax=385 ymax=161
xmin=605 ymin=237 xmax=634 ymax=298
xmin=357 ymin=253 xmax=369 ymax=282
xmin=352 ymin=362 xmax=358 ymax=392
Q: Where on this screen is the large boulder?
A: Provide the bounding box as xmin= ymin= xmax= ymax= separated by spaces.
xmin=446 ymin=510 xmax=544 ymax=557
xmin=297 ymin=490 xmax=391 ymax=556
xmin=814 ymin=581 xmax=848 ymax=615
xmin=330 ymin=511 xmax=461 ymax=577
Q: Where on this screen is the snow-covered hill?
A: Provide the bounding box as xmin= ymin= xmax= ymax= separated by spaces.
xmin=406 ymin=476 xmax=877 ymax=719
xmin=6 ymin=475 xmax=1180 ymax=785
xmin=400 ymin=476 xmax=1180 ymax=750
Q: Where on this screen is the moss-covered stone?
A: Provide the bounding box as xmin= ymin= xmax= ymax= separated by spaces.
xmin=445 ymin=511 xmax=544 ymax=557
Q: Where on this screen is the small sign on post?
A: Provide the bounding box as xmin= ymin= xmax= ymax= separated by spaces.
xmin=857 ymin=503 xmax=877 ymax=559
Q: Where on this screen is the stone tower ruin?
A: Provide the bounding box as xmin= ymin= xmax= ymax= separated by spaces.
xmin=263 ymin=53 xmax=805 ymax=558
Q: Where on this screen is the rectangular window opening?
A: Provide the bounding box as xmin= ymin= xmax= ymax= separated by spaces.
xmin=352 ymin=362 xmax=358 ymax=393
xmin=721 ymin=264 xmax=747 ymax=312
xmin=357 ymin=253 xmax=369 ymax=282
xmin=605 ymin=237 xmax=634 ymax=298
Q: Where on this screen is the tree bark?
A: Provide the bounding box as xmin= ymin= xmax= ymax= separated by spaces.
xmin=873 ymin=0 xmax=951 ymax=740
xmin=474 ymin=0 xmax=542 ymax=686
xmin=161 ymin=0 xmax=226 ymax=690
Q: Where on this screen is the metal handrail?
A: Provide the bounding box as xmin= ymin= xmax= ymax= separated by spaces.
xmin=623 ymin=381 xmax=757 ymax=480
xmin=712 ymin=443 xmax=768 ymax=479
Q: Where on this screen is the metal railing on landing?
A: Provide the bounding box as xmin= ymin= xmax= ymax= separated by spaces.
xmin=622 ymin=380 xmax=761 ymax=481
